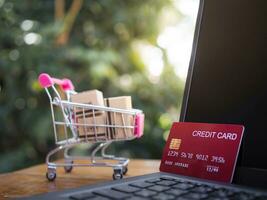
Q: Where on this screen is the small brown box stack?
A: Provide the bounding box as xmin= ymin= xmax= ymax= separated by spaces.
xmin=71 ymin=90 xmax=107 ymax=138
xmin=105 ymin=96 xmax=134 ymax=139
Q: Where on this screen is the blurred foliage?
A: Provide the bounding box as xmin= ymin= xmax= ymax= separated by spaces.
xmin=0 ymin=0 xmax=184 ymax=173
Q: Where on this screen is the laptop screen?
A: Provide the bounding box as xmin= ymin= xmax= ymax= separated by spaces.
xmin=180 ymin=0 xmax=267 ymax=188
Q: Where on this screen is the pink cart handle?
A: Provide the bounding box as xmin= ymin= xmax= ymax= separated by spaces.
xmin=38 ymin=73 xmax=74 ymax=91
xmin=134 ymin=113 xmax=145 ymax=138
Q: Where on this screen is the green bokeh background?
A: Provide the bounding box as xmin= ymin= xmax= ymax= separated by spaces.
xmin=0 ymin=0 xmax=186 ymax=173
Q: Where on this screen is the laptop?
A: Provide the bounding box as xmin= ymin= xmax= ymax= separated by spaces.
xmin=23 ymin=0 xmax=267 ymax=199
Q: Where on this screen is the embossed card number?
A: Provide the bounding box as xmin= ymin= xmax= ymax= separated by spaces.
xmin=160 ymin=122 xmax=244 ymax=183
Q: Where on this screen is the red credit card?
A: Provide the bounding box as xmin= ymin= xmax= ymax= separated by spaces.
xmin=160 ymin=122 xmax=244 ymax=183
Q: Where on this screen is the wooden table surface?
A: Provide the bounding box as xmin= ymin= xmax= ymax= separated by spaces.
xmin=0 ymin=159 xmax=160 ymax=199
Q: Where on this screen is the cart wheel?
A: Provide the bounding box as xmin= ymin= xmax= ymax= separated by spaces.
xmin=122 ymin=166 xmax=128 ymax=175
xmin=46 ymin=171 xmax=56 ymax=181
xmin=113 ymin=168 xmax=123 ymax=180
xmin=64 ymin=165 xmax=73 ymax=173
xmin=113 ymin=172 xmax=123 ymax=180
xmin=64 ymin=160 xmax=73 ymax=173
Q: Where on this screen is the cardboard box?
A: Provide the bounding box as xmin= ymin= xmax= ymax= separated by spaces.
xmin=71 ymin=90 xmax=104 ymax=117
xmin=77 ymin=114 xmax=108 ymax=139
xmin=105 ymin=96 xmax=134 ymax=139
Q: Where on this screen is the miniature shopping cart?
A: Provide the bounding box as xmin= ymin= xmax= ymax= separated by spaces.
xmin=38 ymin=73 xmax=144 ymax=181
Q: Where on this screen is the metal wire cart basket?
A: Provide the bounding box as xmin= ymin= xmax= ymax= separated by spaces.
xmin=38 ymin=73 xmax=145 ymax=181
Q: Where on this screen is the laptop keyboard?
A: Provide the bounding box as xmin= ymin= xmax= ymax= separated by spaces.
xmin=68 ymin=176 xmax=267 ymax=200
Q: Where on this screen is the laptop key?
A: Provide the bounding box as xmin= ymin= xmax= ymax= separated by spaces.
xmin=172 ymin=197 xmax=193 ymax=200
xmin=172 ymin=183 xmax=195 ymax=190
xmin=160 ymin=176 xmax=177 ymax=181
xmin=69 ymin=192 xmax=95 ymax=200
xmin=181 ymin=192 xmax=208 ymax=199
xmin=126 ymin=197 xmax=150 ymax=200
xmin=135 ymin=189 xmax=157 ymax=197
xmin=69 ymin=194 xmax=109 ymax=200
xmin=165 ymin=188 xmax=188 ymax=196
xmin=230 ymin=192 xmax=256 ymax=200
xmin=152 ymin=193 xmax=175 ymax=200
xmin=88 ymin=197 xmax=110 ymax=200
xmin=93 ymin=188 xmax=130 ymax=199
xmin=112 ymin=185 xmax=141 ymax=193
xmin=145 ymin=178 xmax=162 ymax=183
xmin=192 ymin=186 xmax=214 ymax=193
xmin=130 ymin=181 xmax=154 ymax=188
xmin=156 ymin=180 xmax=177 ymax=186
xmin=148 ymin=185 xmax=170 ymax=192
xmin=210 ymin=189 xmax=235 ymax=197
